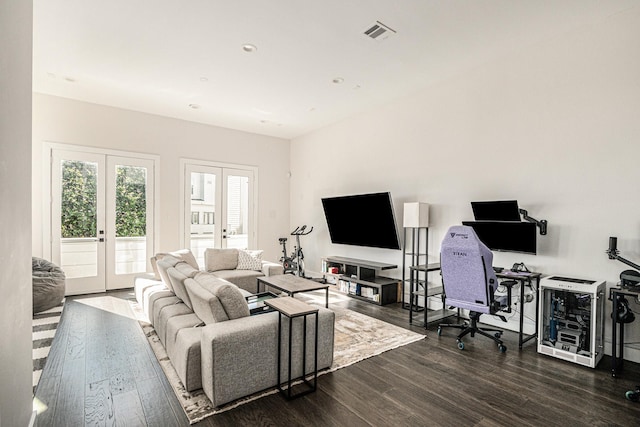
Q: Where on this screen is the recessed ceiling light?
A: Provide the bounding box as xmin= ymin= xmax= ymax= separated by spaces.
xmin=64 ymin=77 xmax=76 ymax=83
xmin=199 ymin=77 xmax=209 ymax=82
xmin=332 ymin=77 xmax=344 ymax=84
xmin=242 ymin=44 xmax=257 ymax=53
xmin=188 ymin=103 xmax=200 ymax=109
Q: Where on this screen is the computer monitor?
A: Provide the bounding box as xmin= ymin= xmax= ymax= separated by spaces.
xmin=471 ymin=200 xmax=521 ymax=221
xmin=462 ymin=220 xmax=537 ymax=254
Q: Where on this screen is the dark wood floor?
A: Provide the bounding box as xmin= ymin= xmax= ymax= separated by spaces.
xmin=35 ymin=289 xmax=640 ymax=426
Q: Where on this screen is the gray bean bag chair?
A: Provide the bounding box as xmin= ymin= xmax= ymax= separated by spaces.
xmin=33 ymin=257 xmax=66 ymax=314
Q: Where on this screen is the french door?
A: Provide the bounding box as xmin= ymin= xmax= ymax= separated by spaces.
xmin=183 ymin=161 xmax=255 ymax=267
xmin=51 ymin=148 xmax=155 ymax=295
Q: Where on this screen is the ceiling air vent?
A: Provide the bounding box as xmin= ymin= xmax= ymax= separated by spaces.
xmin=363 ymin=21 xmax=396 ymax=41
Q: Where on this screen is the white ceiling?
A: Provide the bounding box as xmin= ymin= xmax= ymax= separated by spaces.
xmin=33 ymin=0 xmax=637 ymax=139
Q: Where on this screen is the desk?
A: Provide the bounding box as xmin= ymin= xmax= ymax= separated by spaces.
xmin=610 ymin=286 xmax=640 ymax=377
xmin=495 ymin=270 xmax=541 ymax=349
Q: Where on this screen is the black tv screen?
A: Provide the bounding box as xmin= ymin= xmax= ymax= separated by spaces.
xmin=462 ymin=221 xmax=537 ymax=254
xmin=471 ymin=200 xmax=521 ymax=221
xmin=321 ymin=192 xmax=401 ymax=250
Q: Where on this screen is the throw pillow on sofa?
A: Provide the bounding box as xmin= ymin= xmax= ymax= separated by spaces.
xmin=236 ymin=249 xmax=263 ymax=271
xmin=205 ymin=248 xmax=239 ymax=272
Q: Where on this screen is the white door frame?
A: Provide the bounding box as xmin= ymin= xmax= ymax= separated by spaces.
xmin=180 ymin=158 xmax=258 ymax=252
xmin=44 ymin=142 xmax=159 ymax=293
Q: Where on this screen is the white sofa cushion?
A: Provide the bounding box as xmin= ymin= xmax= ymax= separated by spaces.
xmin=205 ymin=248 xmax=238 ymax=272
xmin=186 ymin=272 xmax=250 ymax=323
xmin=167 ymin=264 xmax=199 ymax=310
xmin=156 ymin=255 xmax=182 ymax=292
xmin=151 ymin=249 xmax=199 ymax=280
xmin=184 ymin=277 xmax=229 ymax=324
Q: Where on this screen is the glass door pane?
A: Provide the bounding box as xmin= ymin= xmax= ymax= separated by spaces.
xmin=189 ymin=171 xmax=219 ymax=266
xmin=60 ymin=159 xmax=99 ymax=278
xmin=224 ymin=174 xmax=250 ymax=249
xmin=106 ymin=156 xmax=155 ymax=289
xmin=114 ymin=165 xmax=147 ymax=275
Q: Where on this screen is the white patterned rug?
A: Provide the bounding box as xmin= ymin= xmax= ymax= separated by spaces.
xmin=32 ymin=300 xmax=65 ymax=394
xmin=132 ymin=293 xmax=425 ymax=424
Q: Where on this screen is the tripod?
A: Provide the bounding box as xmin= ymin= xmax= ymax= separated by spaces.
xmin=279 ymin=225 xmax=313 ymax=277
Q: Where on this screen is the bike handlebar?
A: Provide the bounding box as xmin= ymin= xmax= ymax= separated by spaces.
xmin=291 ymin=225 xmax=313 ymax=236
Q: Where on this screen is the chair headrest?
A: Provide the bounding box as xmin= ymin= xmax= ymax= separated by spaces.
xmin=441 ymin=225 xmax=486 ymax=254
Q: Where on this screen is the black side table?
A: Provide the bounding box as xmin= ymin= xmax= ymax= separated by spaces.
xmin=264 ymin=296 xmax=319 ymax=399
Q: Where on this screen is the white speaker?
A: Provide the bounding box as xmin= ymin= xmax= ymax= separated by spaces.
xmin=403 ymin=202 xmax=429 ymax=228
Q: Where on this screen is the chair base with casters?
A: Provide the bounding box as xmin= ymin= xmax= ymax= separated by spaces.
xmin=437 ymin=311 xmax=507 ymax=353
xmin=626 ymin=386 xmax=640 ymax=402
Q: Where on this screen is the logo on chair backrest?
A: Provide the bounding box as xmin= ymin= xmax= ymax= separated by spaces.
xmin=453 ymin=251 xmax=467 ymax=257
xmin=451 ymin=232 xmax=468 ymax=239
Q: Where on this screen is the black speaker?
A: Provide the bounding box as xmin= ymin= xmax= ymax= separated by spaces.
xmin=613 ymin=296 xmax=635 ymax=324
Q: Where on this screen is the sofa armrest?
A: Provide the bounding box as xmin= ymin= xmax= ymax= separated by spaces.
xmin=201 ymin=313 xmax=279 ymax=407
xmin=261 ymin=260 xmax=284 ymax=276
xmin=200 ymin=307 xmax=334 ymax=408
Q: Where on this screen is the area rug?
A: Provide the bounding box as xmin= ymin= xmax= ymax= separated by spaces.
xmin=32 ymin=300 xmax=65 ymax=394
xmin=131 ymin=294 xmax=425 ymax=424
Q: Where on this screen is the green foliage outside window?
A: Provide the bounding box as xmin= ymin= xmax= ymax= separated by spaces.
xmin=61 ymin=161 xmax=97 ymax=238
xmin=61 ymin=161 xmax=146 ymax=238
xmin=115 ymin=165 xmax=146 ymax=237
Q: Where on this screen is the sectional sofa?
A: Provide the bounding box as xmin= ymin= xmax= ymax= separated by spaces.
xmin=134 ymin=248 xmax=336 ymax=408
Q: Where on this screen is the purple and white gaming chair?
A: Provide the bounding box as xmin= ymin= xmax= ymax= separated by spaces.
xmin=437 ymin=225 xmax=507 ymax=352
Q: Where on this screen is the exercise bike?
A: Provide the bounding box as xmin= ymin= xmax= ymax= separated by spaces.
xmin=279 ymin=225 xmax=313 ymax=277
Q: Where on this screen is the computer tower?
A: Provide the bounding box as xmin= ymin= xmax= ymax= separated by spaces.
xmin=538 ymin=276 xmax=605 ymax=368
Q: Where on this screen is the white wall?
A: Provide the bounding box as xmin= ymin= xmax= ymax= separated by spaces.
xmin=0 ymin=0 xmax=33 ymax=425
xmin=292 ymin=7 xmax=640 ymax=358
xmin=32 ymin=94 xmax=291 ymax=264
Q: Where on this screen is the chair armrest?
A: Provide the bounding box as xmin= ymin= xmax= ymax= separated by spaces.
xmin=261 ymin=260 xmax=284 ymax=276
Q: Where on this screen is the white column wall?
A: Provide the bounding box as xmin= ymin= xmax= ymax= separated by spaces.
xmin=32 ymin=94 xmax=291 ymax=264
xmin=291 ymin=7 xmax=640 ymax=358
xmin=0 ymin=0 xmax=33 ymax=425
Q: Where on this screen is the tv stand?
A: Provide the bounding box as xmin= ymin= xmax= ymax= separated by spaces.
xmin=321 ymin=256 xmax=398 ymax=305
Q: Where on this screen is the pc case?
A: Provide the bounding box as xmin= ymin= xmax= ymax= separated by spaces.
xmin=538 ymin=276 xmax=605 ymax=368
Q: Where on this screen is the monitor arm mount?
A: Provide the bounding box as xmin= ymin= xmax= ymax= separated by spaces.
xmin=607 ymin=237 xmax=640 ymax=270
xmin=607 ymin=236 xmax=640 ymax=287
xmin=518 ymin=208 xmax=547 ymax=235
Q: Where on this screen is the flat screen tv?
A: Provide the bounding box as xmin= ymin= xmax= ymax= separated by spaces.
xmin=321 ymin=192 xmax=401 ymax=250
xmin=471 ymin=200 xmax=521 ymax=221
xmin=462 ymin=220 xmax=537 ymax=254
